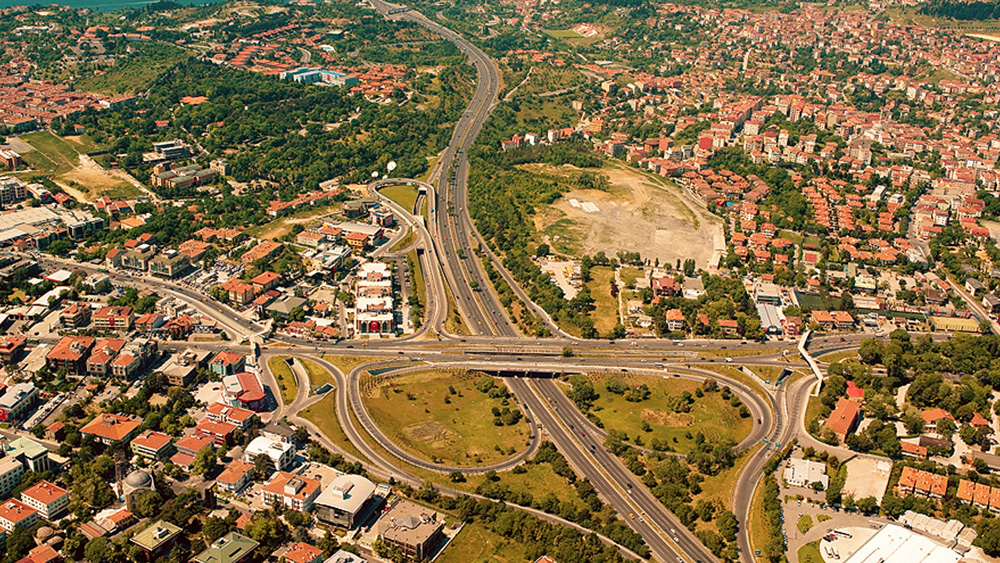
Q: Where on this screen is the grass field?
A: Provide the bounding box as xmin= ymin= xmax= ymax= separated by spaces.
xmin=300 ymin=392 xmax=369 ymax=463
xmin=586 ymin=266 xmax=619 ymax=336
xmin=579 ymin=372 xmax=752 ymax=453
xmin=77 ymin=43 xmax=191 ymax=95
xmin=301 ymin=358 xmax=335 ymax=390
xmin=362 ymin=370 xmax=530 ymax=467
xmin=380 ymin=184 xmax=419 ymax=213
xmin=407 ymin=249 xmax=426 ymax=316
xmin=748 ymin=479 xmax=770 ymax=563
xmin=619 ymin=267 xmax=644 ymax=288
xmin=695 ymin=443 xmax=761 ymax=508
xmin=437 ymin=523 xmax=526 ymax=563
xmin=798 ymin=514 xmax=814 ymax=534
xmin=267 ymin=356 xmax=299 ymax=406
xmin=20 ymin=130 xmax=94 ymax=174
xmin=799 ymin=540 xmax=823 ymax=563
xmin=804 ymin=395 xmax=825 ymax=426
xmin=543 ymin=28 xmax=585 ymax=38
xmin=444 ymin=282 xmax=469 ymax=335
xmin=817 ymin=349 xmax=859 ymax=363
xmin=390 ymin=228 xmax=416 ymax=252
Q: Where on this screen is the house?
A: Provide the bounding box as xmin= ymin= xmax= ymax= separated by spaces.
xmin=967 ymin=278 xmax=987 ymax=296
xmin=130 ymin=430 xmax=174 ymax=460
xmin=131 ymin=520 xmax=183 ymax=561
xmin=260 ymin=472 xmax=321 ymax=513
xmin=665 ymin=309 xmax=685 ymax=332
xmin=245 ymin=436 xmax=294 ymax=470
xmin=220 ymin=279 xmax=255 ymax=306
xmin=652 ymin=276 xmax=679 ymax=296
xmin=206 ymin=402 xmax=256 ymax=431
xmin=314 ymin=474 xmax=378 ymax=529
xmin=282 ymin=543 xmax=323 ymax=563
xmin=985 ymin=293 xmax=1000 ymax=314
xmin=897 ymin=467 xmax=947 ymax=499
xmin=20 ymin=545 xmax=61 ymax=563
xmin=922 ymin=408 xmax=956 ymax=433
xmin=194 ymin=533 xmax=258 ymax=563
xmin=782 ymin=458 xmax=829 ymax=489
xmin=171 ymin=434 xmax=214 ymax=469
xmin=216 ymin=460 xmax=254 ymax=494
xmin=250 ymin=271 xmax=281 ymax=293
xmin=46 ymin=336 xmax=96 ymax=376
xmin=80 ymin=413 xmax=142 ymax=445
xmin=972 ymin=412 xmax=992 ymax=428
xmin=901 ymin=441 xmax=928 ymax=459
xmin=160 ymin=348 xmax=211 ymax=386
xmin=209 ymin=351 xmax=245 ymax=376
xmin=378 ymin=501 xmax=444 ymax=562
xmin=86 ymin=338 xmax=127 ymax=377
xmin=825 ymin=398 xmax=861 ymax=443
xmin=194 ymin=419 xmax=237 ymax=446
xmin=19 ymin=480 xmax=68 ymax=520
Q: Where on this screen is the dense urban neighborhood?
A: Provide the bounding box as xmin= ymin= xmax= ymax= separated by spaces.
xmin=3 ymin=0 xmax=1000 ymax=562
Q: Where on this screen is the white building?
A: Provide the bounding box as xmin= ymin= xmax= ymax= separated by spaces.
xmin=314 ymin=474 xmax=377 ymax=528
xmin=783 ymin=458 xmax=829 ymax=489
xmin=244 ymin=436 xmax=294 ymax=471
xmin=844 ymin=524 xmax=960 ymax=563
xmin=19 ymin=480 xmax=68 ymax=520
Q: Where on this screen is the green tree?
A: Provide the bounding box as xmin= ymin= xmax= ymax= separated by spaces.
xmin=193 ymin=447 xmax=218 ymax=475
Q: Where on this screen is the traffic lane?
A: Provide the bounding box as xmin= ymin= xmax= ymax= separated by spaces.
xmin=532 ymin=379 xmax=717 ymax=562
xmin=508 ymin=378 xmax=684 ymax=563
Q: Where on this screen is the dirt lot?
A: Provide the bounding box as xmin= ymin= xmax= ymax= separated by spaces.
xmin=531 ymin=163 xmax=724 ymax=267
xmin=843 ymin=457 xmax=892 ymax=504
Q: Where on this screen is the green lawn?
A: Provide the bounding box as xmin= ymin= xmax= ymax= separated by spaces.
xmin=543 ymin=28 xmax=585 ymax=39
xmin=799 ymin=541 xmax=823 ymax=563
xmin=586 ymin=266 xmax=619 ymax=336
xmin=407 ymin=249 xmax=426 ymax=314
xmin=579 ymin=372 xmax=753 ymax=454
xmin=20 ymin=130 xmax=92 ymax=174
xmin=300 ymin=392 xmax=369 ymax=464
xmin=817 ymin=514 xmax=832 ymax=523
xmin=778 ymin=230 xmax=803 ymax=245
xmin=380 ymin=184 xmax=419 ymax=212
xmin=362 ymin=370 xmax=530 ymax=467
xmin=798 ymin=514 xmax=814 ymax=534
xmin=817 ymin=349 xmax=859 ymax=363
xmin=749 ymin=478 xmax=770 ymax=563
xmin=301 ymin=358 xmax=335 ymax=390
xmin=390 ymin=228 xmax=416 ymax=252
xmin=437 ymin=522 xmax=526 ymax=563
xmin=267 ymin=356 xmax=299 ymax=406
xmin=619 ymin=267 xmax=645 ymax=288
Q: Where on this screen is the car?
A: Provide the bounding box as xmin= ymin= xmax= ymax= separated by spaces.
xmin=725 ymin=357 xmax=733 ymax=362
xmin=629 ymin=513 xmax=635 ymax=519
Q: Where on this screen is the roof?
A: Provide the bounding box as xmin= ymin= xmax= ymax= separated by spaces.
xmin=315 ymin=474 xmax=376 ymax=515
xmin=846 ymin=381 xmax=864 ymax=399
xmin=922 ymin=408 xmax=955 ymax=423
xmin=210 ymin=351 xmax=244 ymax=366
xmin=194 ymin=532 xmax=259 ymax=563
xmin=20 ymin=481 xmax=67 ymax=505
xmin=251 ymin=271 xmax=281 ymax=286
xmin=825 ymin=398 xmax=861 ymax=437
xmin=131 ymin=520 xmax=182 ymax=551
xmin=46 ymin=336 xmax=95 ymax=362
xmin=282 ymin=543 xmax=322 ymax=563
xmin=217 ymin=460 xmax=254 ymax=485
xmin=262 ymin=471 xmax=321 ymax=501
xmin=80 ymin=413 xmax=141 ymax=442
xmin=175 ymin=434 xmax=214 ymax=453
xmin=207 ymin=402 xmax=255 ymax=423
xmin=0 ymin=499 xmax=37 ymax=525
xmin=971 ymin=412 xmax=991 ymax=427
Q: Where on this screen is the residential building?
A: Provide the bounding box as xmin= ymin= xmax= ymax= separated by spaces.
xmin=923 ymin=408 xmax=956 ymax=433
xmin=665 ymin=309 xmax=686 ymax=331
xmin=240 ymin=241 xmax=284 ymax=265
xmin=0 ymin=336 xmax=25 ymax=365
xmin=86 ymin=338 xmax=126 ymax=377
xmin=194 ymin=532 xmax=258 ymax=563
xmin=130 ymin=430 xmax=174 ymax=460
xmin=216 ymin=460 xmax=254 ymax=494
xmin=59 ymin=303 xmax=91 ymax=329
xmin=314 ymin=474 xmax=378 ymax=529
xmin=0 ymin=457 xmax=24 ymax=497
xmin=261 ymin=472 xmax=321 ymax=513
xmin=46 ymin=336 xmax=95 ymax=376
xmin=245 ymin=436 xmax=294 ymax=470
xmin=80 ymin=413 xmax=142 ymax=445
xmin=250 ymin=271 xmax=281 ymax=293
xmin=171 ymin=434 xmax=214 ymax=469
xmin=0 ymin=499 xmax=38 ymax=532
xmin=159 ymin=348 xmax=211 ymax=386
xmin=206 ymin=402 xmax=257 ymax=431
xmin=19 ymin=480 xmax=68 ymax=520
xmin=824 ymin=398 xmax=861 ymax=443
xmin=283 ymin=543 xmax=323 ymax=563
xmin=378 ymin=501 xmax=444 ymax=562
xmin=897 ymin=467 xmax=948 ymax=499
xmin=194 ymin=419 xmax=237 ymax=446
xmin=92 ymin=306 xmax=134 ymax=331
xmin=209 ymin=351 xmax=245 ymax=376
xmin=131 ymin=520 xmax=182 ymax=561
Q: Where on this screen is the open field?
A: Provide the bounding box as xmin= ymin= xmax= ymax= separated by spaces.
xmin=244 ymin=203 xmax=341 ymax=239
xmin=572 ymin=372 xmax=752 ymax=453
xmin=816 ymin=349 xmax=859 ymax=363
xmin=301 ymin=358 xmax=335 ymax=390
xmin=20 ymin=130 xmax=93 ymax=174
xmin=530 ymin=162 xmax=723 ymax=267
xmin=543 ymin=28 xmax=585 ymax=38
xmin=300 ymin=392 xmax=369 ymax=464
xmin=18 ymin=131 xmax=141 ymax=201
xmin=76 ymin=43 xmax=191 ymax=95
xmin=380 ymin=184 xmax=419 ymax=212
xmin=584 ymin=266 xmax=619 ymax=336
xmin=362 ymin=370 xmax=530 ymax=467
xmin=436 ymin=523 xmax=525 ymax=563
xmin=886 ymin=6 xmax=1000 ymax=32
xmin=267 ymin=356 xmax=299 ymax=406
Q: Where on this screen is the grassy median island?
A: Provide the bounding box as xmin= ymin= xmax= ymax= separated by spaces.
xmin=361 ymin=369 xmax=530 ymax=467
xmin=566 ymin=372 xmax=753 ymax=454
xmin=267 ymin=356 xmax=299 ymax=406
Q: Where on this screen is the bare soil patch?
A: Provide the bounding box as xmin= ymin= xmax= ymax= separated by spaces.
xmin=642 ymin=408 xmax=694 ymax=427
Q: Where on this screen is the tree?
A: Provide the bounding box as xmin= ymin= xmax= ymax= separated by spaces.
xmin=856 ymin=496 xmax=878 ymax=514
xmin=253 ymin=454 xmax=274 ymax=480
xmin=193 ymin=448 xmax=218 ymax=475
xmin=977 ymin=517 xmax=1000 ymax=555
xmin=203 ymin=516 xmax=232 ymax=542
xmin=85 ymin=537 xmax=114 ymax=563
